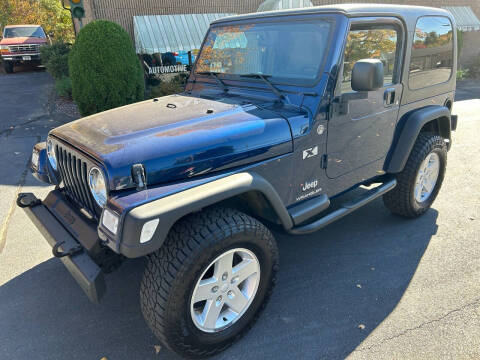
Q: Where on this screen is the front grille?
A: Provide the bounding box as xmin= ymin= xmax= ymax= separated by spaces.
xmin=8 ymin=44 xmax=39 ymax=53
xmin=55 ymin=144 xmax=98 ymax=218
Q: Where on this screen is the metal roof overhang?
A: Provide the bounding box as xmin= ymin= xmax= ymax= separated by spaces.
xmin=442 ymin=6 xmax=480 ymax=31
xmin=134 ymin=13 xmax=234 ymax=55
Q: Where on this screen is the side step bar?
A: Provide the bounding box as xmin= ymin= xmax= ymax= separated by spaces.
xmin=287 ymin=179 xmax=397 ymax=235
xmin=288 ymin=194 xmax=330 ymax=226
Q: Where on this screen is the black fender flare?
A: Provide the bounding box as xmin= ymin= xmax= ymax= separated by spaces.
xmin=385 ymin=105 xmax=451 ymax=173
xmin=119 ymin=172 xmax=293 ymax=258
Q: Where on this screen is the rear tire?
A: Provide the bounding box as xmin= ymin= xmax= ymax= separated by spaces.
xmin=140 ymin=207 xmax=278 ymax=358
xmin=3 ymin=61 xmax=14 ymax=73
xmin=383 ymin=132 xmax=447 ymax=218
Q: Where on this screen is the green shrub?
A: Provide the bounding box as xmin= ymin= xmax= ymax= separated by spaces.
xmin=149 ymin=74 xmax=188 ymax=98
xmin=40 ymin=42 xmax=71 ymax=79
xmin=55 ymin=77 xmax=72 ymax=99
xmin=47 ymin=53 xmax=69 ymax=79
xmin=456 ymin=68 xmax=469 ymax=81
xmin=40 ymin=42 xmax=70 ymax=64
xmin=69 ymin=20 xmax=144 ymax=116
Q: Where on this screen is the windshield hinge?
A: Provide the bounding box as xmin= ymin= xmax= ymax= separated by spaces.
xmin=131 ymin=164 xmax=147 ymax=191
xmin=321 ymin=154 xmax=328 ymax=169
xmin=327 ymin=103 xmax=333 ymax=121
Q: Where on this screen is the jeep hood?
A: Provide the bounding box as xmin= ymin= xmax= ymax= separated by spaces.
xmin=51 ymin=95 xmax=293 ymax=190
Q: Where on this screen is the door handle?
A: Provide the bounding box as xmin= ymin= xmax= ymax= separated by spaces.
xmin=384 ymin=88 xmax=396 ymax=106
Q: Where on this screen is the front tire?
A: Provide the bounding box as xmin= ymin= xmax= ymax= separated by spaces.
xmin=383 ymin=132 xmax=447 ymax=218
xmin=3 ymin=61 xmax=14 ymax=73
xmin=140 ymin=207 xmax=278 ymax=358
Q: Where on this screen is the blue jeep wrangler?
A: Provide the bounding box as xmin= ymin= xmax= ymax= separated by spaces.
xmin=19 ymin=4 xmax=458 ymax=358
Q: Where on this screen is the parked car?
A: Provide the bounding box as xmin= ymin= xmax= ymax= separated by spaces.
xmin=0 ymin=25 xmax=48 ymax=73
xmin=19 ymin=5 xmax=458 ymax=358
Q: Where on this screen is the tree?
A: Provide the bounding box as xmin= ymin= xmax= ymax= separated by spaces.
xmin=0 ymin=0 xmax=74 ymax=43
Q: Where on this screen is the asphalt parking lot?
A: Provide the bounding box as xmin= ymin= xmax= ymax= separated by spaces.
xmin=0 ymin=71 xmax=479 ymax=360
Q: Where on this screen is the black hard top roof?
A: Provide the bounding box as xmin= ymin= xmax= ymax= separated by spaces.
xmin=212 ymin=4 xmax=454 ymax=28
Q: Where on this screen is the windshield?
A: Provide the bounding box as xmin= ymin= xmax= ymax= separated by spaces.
xmin=195 ymin=20 xmax=333 ymax=83
xmin=3 ymin=26 xmax=45 ymax=38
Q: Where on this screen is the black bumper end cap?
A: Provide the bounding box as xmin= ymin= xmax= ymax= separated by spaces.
xmin=451 ymin=114 xmax=458 ymax=131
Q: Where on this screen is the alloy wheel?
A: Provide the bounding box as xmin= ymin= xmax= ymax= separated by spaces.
xmin=190 ymin=248 xmax=260 ymax=333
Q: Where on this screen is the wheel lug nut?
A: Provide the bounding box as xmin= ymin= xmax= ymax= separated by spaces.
xmin=217 ymin=295 xmax=222 ymax=302
xmin=227 ymin=290 xmax=234 ymax=298
xmin=212 ymin=286 xmax=219 ymax=293
xmin=222 ymin=272 xmax=228 ymax=281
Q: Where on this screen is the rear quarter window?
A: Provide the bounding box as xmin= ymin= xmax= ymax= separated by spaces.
xmin=409 ymin=16 xmax=454 ymax=90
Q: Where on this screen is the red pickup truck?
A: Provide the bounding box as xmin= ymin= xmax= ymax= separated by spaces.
xmin=0 ymin=25 xmax=48 ymax=73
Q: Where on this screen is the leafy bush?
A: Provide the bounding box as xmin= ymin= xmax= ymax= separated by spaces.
xmin=149 ymin=73 xmax=188 ymax=98
xmin=69 ymin=20 xmax=144 ymax=116
xmin=47 ymin=53 xmax=69 ymax=79
xmin=55 ymin=77 xmax=72 ymax=99
xmin=40 ymin=42 xmax=70 ymax=79
xmin=456 ymin=68 xmax=469 ymax=81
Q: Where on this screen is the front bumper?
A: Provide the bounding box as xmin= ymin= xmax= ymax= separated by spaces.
xmin=2 ymin=54 xmax=40 ymax=61
xmin=17 ymin=190 xmax=106 ymax=303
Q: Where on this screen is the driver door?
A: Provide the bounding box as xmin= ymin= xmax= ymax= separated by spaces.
xmin=326 ymin=20 xmax=404 ymax=179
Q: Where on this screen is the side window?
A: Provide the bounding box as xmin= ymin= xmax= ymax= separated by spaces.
xmin=341 ymin=26 xmax=399 ymax=93
xmin=409 ymin=16 xmax=453 ymax=89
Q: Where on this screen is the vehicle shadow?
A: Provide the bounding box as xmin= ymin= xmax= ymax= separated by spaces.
xmin=455 ymin=80 xmax=480 ymax=101
xmin=0 ymin=199 xmax=438 ymax=360
xmin=5 ymin=63 xmax=46 ymax=74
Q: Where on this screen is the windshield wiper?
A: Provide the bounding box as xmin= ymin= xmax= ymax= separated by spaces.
xmin=240 ymin=73 xmax=285 ymax=101
xmin=196 ymin=71 xmax=228 ymax=92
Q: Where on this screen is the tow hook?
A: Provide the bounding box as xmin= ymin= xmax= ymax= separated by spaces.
xmin=17 ymin=193 xmax=42 ymax=208
xmin=52 ymin=241 xmax=83 ymax=258
xmin=17 ymin=193 xmax=84 ymax=258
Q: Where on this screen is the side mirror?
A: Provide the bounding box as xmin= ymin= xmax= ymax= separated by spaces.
xmin=351 ymin=59 xmax=384 ymax=92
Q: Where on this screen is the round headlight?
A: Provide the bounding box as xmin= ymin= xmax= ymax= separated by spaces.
xmin=88 ymin=167 xmax=107 ymax=207
xmin=47 ymin=139 xmax=57 ymax=170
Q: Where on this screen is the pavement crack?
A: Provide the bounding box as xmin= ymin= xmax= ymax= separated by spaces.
xmin=353 ymin=297 xmax=480 ymax=353
xmin=0 ymin=135 xmax=41 ymax=254
xmin=0 ymin=114 xmax=50 ymax=137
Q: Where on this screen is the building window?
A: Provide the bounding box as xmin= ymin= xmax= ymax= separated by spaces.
xmin=409 ymin=16 xmax=454 ymax=90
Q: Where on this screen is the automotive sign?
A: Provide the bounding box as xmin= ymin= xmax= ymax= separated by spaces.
xmin=148 ymin=64 xmax=188 ymax=74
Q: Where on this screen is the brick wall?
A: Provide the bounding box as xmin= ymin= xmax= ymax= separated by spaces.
xmin=80 ymin=0 xmax=480 ymax=37
xmin=459 ymin=30 xmax=480 ymax=66
xmin=82 ymin=0 xmax=264 ymax=36
xmin=79 ymin=0 xmax=480 ymax=65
